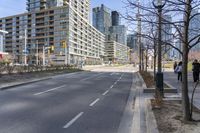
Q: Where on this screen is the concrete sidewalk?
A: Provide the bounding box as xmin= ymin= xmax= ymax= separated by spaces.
xmin=164 ymin=72 xmax=200 ymax=109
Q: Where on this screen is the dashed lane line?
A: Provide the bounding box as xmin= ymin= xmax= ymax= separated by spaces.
xmin=102 ymin=90 xmax=109 ymax=96
xmin=63 ymin=112 xmax=84 ymax=129
xmin=89 ymin=98 xmax=100 ymax=107
xmin=34 ymin=85 xmax=65 ymax=95
xmin=81 ymin=73 xmax=104 ymax=81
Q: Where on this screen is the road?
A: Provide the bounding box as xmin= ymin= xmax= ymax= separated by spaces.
xmin=0 ymin=66 xmax=136 ymax=133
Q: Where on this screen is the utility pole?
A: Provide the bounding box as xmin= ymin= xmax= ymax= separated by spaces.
xmin=65 ymin=41 xmax=67 ymax=65
xmin=24 ymin=28 xmax=27 ymax=65
xmin=137 ymin=0 xmax=142 ymax=71
xmin=36 ymin=40 xmax=39 ymax=65
xmin=43 ymin=45 xmax=45 ymax=66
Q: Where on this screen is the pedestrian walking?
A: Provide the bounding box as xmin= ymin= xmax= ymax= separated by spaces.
xmin=173 ymin=61 xmax=177 ymax=73
xmin=175 ymin=61 xmax=182 ymax=81
xmin=192 ymin=59 xmax=200 ymax=82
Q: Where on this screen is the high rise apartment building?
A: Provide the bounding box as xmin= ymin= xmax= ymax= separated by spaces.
xmin=109 ymin=11 xmax=126 ymax=45
xmin=189 ymin=9 xmax=200 ymax=52
xmin=92 ymin=6 xmax=127 ymax=45
xmin=111 ymin=11 xmax=120 ymax=26
xmin=92 ymin=4 xmax=111 ymax=34
xmin=0 ymin=0 xmax=105 ymax=65
xmin=127 ymin=34 xmax=137 ymax=51
xmin=162 ymin=15 xmax=172 ymax=59
xmin=108 ymin=25 xmax=127 ymax=45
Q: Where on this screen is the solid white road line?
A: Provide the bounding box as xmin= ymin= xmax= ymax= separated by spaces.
xmin=34 ymin=85 xmax=65 ymax=95
xmin=89 ymin=98 xmax=100 ymax=107
xmin=102 ymin=90 xmax=109 ymax=96
xmin=63 ymin=112 xmax=84 ymax=129
xmin=110 ymin=85 xmax=114 ymax=89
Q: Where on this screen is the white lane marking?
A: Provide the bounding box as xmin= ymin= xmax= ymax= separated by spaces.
xmin=89 ymin=98 xmax=100 ymax=107
xmin=114 ymin=82 xmax=117 ymax=85
xmin=81 ymin=73 xmax=104 ymax=81
xmin=110 ymin=85 xmax=114 ymax=89
xmin=34 ymin=85 xmax=65 ymax=95
xmin=53 ymin=72 xmax=79 ymax=79
xmin=63 ymin=112 xmax=84 ymax=129
xmin=102 ymin=90 xmax=109 ymax=96
xmin=110 ymin=72 xmax=115 ymax=75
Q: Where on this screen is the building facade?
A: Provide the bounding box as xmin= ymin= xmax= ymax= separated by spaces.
xmin=127 ymin=33 xmax=137 ymax=51
xmin=189 ymin=9 xmax=200 ymax=52
xmin=162 ymin=15 xmax=172 ymax=59
xmin=105 ymin=41 xmax=129 ymax=64
xmin=0 ymin=0 xmax=105 ymax=65
xmin=0 ymin=30 xmax=8 ymax=52
xmin=92 ymin=4 xmax=111 ymax=34
xmin=111 ymin=11 xmax=120 ymax=26
xmin=108 ymin=25 xmax=127 ymax=45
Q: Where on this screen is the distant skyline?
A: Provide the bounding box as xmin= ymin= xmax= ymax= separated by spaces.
xmin=0 ymin=0 xmax=125 ymax=18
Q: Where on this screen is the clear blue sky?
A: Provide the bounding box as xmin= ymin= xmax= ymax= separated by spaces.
xmin=0 ymin=0 xmax=125 ymax=18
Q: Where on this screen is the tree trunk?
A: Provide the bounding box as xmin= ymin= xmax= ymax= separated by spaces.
xmin=145 ymin=49 xmax=148 ymax=72
xmin=182 ymin=0 xmax=191 ymax=121
xmin=182 ymin=46 xmax=190 ymax=121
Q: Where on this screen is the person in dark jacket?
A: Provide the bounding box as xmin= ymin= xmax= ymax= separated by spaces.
xmin=192 ymin=59 xmax=200 ymax=82
xmin=175 ymin=61 xmax=182 ymax=81
xmin=173 ymin=61 xmax=177 ymax=73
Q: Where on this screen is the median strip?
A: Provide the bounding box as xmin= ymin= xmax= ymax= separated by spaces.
xmin=34 ymin=85 xmax=65 ymax=95
xmin=89 ymin=98 xmax=100 ymax=107
xmin=63 ymin=112 xmax=84 ymax=129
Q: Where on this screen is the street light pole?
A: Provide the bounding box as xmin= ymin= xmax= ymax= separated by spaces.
xmin=137 ymin=0 xmax=142 ymax=71
xmin=157 ymin=6 xmax=162 ymax=73
xmin=153 ymin=0 xmax=166 ymax=97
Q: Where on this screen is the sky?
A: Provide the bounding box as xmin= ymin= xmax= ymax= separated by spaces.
xmin=0 ymin=0 xmax=126 ymax=18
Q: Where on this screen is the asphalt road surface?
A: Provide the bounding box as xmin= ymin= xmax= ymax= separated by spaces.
xmin=0 ymin=66 xmax=136 ymax=133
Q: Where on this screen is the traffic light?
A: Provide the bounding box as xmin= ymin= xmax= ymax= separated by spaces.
xmin=51 ymin=45 xmax=54 ymax=51
xmin=50 ymin=45 xmax=54 ymax=53
xmin=61 ymin=40 xmax=67 ymax=48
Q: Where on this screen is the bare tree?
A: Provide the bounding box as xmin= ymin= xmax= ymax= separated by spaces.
xmin=124 ymin=0 xmax=200 ymax=121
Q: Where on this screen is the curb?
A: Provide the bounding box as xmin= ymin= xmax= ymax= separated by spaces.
xmin=145 ymin=99 xmax=159 ymax=133
xmin=117 ymin=73 xmax=137 ymax=133
xmin=137 ymin=72 xmax=147 ymax=89
xmin=0 ymin=77 xmax=52 ymax=90
xmin=131 ymin=72 xmax=147 ymax=133
xmin=137 ymin=72 xmax=159 ymax=133
xmin=0 ymin=71 xmax=84 ymax=91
